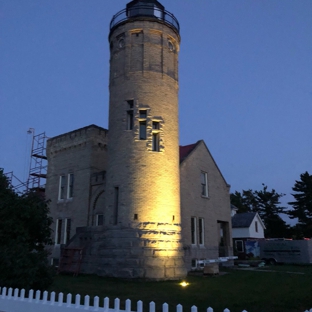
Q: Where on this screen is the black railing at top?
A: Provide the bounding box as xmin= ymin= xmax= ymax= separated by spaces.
xmin=110 ymin=5 xmax=180 ymax=35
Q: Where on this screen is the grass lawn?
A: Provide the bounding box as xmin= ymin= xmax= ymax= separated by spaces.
xmin=49 ymin=265 xmax=312 ymax=312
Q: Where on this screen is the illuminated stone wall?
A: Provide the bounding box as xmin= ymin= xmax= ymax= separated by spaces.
xmin=104 ymin=19 xmax=186 ymax=279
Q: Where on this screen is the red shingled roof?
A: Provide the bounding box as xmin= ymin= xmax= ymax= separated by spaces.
xmin=179 ymin=142 xmax=198 ymax=162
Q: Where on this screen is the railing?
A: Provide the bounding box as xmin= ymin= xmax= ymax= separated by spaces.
xmin=0 ymin=286 xmax=312 ymax=312
xmin=110 ymin=6 xmax=180 ymax=35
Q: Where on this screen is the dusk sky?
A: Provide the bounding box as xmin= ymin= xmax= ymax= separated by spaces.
xmin=1 ymin=1 xmax=311 ymax=224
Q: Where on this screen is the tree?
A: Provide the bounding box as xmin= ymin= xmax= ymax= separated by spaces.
xmin=287 ymin=171 xmax=312 ymax=237
xmin=231 ymin=184 xmax=290 ymax=238
xmin=0 ymin=170 xmax=54 ymax=290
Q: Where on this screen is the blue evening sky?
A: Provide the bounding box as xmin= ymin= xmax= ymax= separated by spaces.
xmin=1 ymin=1 xmax=311 ymax=223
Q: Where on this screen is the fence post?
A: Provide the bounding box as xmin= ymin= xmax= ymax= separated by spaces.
xmin=163 ymin=303 xmax=168 ymax=312
xmin=176 ymin=303 xmax=183 ymax=312
xmin=207 ymin=308 xmax=213 ymax=312
xmin=104 ymin=297 xmax=109 ymax=312
xmin=150 ymin=301 xmax=155 ymax=312
xmin=125 ymin=299 xmax=131 ymax=312
xmin=223 ymin=309 xmax=230 ymax=312
xmin=58 ymin=292 xmax=64 ymax=306
xmin=137 ymin=300 xmax=143 ymax=312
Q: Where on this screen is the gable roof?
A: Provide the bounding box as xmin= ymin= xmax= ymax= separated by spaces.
xmin=232 ymin=212 xmax=257 ymax=228
xmin=179 ymin=142 xmax=198 ymax=163
xmin=179 ymin=140 xmax=230 ymax=188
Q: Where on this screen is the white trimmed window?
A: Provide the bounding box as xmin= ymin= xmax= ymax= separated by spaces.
xmin=201 ymin=172 xmax=208 ymax=197
xmin=152 ymin=121 xmax=160 ymax=152
xmin=55 ymin=219 xmax=62 ymax=245
xmin=67 ymin=173 xmax=74 ymax=199
xmin=255 ymin=221 xmax=258 ymax=232
xmin=191 ymin=217 xmax=197 ymax=245
xmin=198 ymin=218 xmax=204 ymax=245
xmin=63 ymin=218 xmax=71 ymax=244
xmin=58 ymin=175 xmax=66 ymax=200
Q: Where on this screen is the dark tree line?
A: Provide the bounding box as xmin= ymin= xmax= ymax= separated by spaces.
xmin=0 ymin=170 xmax=54 ymax=290
xmin=231 ymin=171 xmax=312 ymax=239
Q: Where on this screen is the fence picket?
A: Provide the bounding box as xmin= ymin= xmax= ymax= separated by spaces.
xmin=1 ymin=287 xmax=6 ymax=299
xmin=75 ymin=294 xmax=81 ymax=308
xmin=8 ymin=287 xmax=12 ymax=299
xmin=43 ymin=291 xmax=48 ymax=304
xmin=66 ymin=293 xmax=72 ymax=307
xmin=20 ymin=289 xmax=25 ymax=301
xmin=14 ymin=288 xmax=19 ymax=300
xmin=224 ymin=309 xmax=230 ymax=312
xmin=50 ymin=291 xmax=55 ymax=305
xmin=191 ymin=306 xmax=197 ymax=312
xmin=150 ymin=301 xmax=155 ymax=312
xmin=163 ymin=302 xmax=168 ymax=312
xmin=177 ymin=304 xmax=183 ymax=312
xmin=84 ymin=294 xmax=90 ymax=309
xmin=137 ymin=300 xmax=143 ymax=312
xmin=28 ymin=289 xmax=34 ymax=302
xmin=125 ymin=299 xmax=131 ymax=312
xmin=94 ymin=296 xmax=99 ymax=311
xmin=207 ymin=308 xmax=213 ymax=312
xmin=35 ymin=290 xmax=40 ymax=302
xmin=58 ymin=292 xmax=63 ymax=306
xmin=114 ymin=298 xmax=120 ymax=312
xmin=104 ymin=297 xmax=109 ymax=312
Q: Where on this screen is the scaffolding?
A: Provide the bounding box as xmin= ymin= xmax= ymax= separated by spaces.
xmin=26 ymin=130 xmax=48 ymax=191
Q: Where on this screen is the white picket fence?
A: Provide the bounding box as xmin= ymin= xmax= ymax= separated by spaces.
xmin=0 ymin=286 xmax=311 ymax=312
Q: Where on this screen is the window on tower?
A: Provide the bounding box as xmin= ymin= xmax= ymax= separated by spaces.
xmin=127 ymin=100 xmax=134 ymax=130
xmin=139 ymin=121 xmax=147 ymax=140
xmin=201 ymin=171 xmax=208 ymax=197
xmin=139 ymin=110 xmax=147 ymax=140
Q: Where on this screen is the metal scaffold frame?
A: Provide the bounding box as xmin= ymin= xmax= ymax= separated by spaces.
xmin=26 ymin=129 xmax=48 ymax=191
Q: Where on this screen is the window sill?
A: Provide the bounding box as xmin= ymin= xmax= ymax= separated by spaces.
xmin=201 ymin=195 xmax=209 ymax=199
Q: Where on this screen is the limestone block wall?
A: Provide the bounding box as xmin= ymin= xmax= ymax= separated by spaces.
xmin=180 ymin=141 xmax=233 ymax=270
xmin=106 ymin=20 xmax=181 ymax=226
xmin=68 ymin=223 xmax=186 ymax=280
xmin=45 ymin=125 xmax=108 ymax=250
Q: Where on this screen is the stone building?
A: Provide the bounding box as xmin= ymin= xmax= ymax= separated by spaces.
xmin=45 ymin=0 xmax=232 ymax=279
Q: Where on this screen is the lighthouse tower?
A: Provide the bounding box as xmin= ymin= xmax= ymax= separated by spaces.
xmin=105 ymin=0 xmax=186 ymax=279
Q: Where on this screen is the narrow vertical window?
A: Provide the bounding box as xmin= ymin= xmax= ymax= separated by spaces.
xmin=201 ymin=172 xmax=208 ymax=197
xmin=96 ymin=214 xmax=104 ymax=226
xmin=139 ymin=110 xmax=147 ymax=140
xmin=67 ymin=173 xmax=74 ymax=199
xmin=127 ymin=100 xmax=134 ymax=130
xmin=64 ymin=218 xmax=71 ymax=244
xmin=113 ymin=187 xmax=119 ymax=225
xmin=199 ymin=218 xmax=204 ymax=245
xmin=58 ymin=175 xmax=66 ymax=200
xmin=255 ymin=221 xmax=258 ymax=233
xmin=235 ymin=240 xmax=244 ymax=252
xmin=152 ymin=133 xmax=160 ymax=151
xmin=191 ymin=217 xmax=197 ymax=245
xmin=139 ymin=121 xmax=146 ymax=140
xmin=55 ymin=219 xmax=62 ymax=245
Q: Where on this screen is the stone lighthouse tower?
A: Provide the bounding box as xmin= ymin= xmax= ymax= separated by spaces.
xmin=105 ymin=0 xmax=186 ymax=279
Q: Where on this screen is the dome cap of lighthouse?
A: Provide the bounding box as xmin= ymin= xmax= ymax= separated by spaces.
xmin=110 ymin=0 xmax=179 ymax=37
